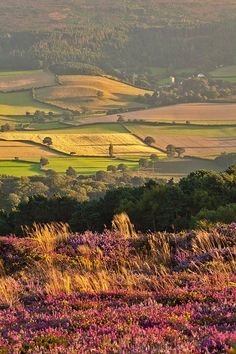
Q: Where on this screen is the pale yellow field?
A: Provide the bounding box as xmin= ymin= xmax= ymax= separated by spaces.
xmin=0 ymin=70 xmax=56 ymax=92
xmin=0 ymin=140 xmax=59 ymax=159
xmin=81 ymin=103 xmax=236 ymax=124
xmin=1 ymin=133 xmax=158 ymax=156
xmin=36 ymin=75 xmax=151 ymax=111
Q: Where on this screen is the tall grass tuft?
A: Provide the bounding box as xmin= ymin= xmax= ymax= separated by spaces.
xmin=24 ymin=222 xmax=70 ymax=253
xmin=112 ymin=212 xmax=137 ymax=238
xmin=0 ymin=276 xmax=20 ymax=307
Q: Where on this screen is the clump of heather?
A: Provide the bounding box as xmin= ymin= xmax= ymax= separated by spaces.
xmin=0 ymin=223 xmax=235 ymax=353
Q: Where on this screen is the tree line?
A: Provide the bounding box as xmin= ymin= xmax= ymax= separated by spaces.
xmin=0 ymin=166 xmax=235 ymax=236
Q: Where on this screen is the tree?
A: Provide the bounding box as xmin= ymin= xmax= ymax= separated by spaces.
xmin=117 ymin=115 xmax=125 ymax=123
xmin=144 ymin=136 xmax=155 ymax=146
xmin=66 ymin=166 xmax=77 ymax=177
xmin=139 ymin=158 xmax=149 ymax=169
xmin=109 ymin=143 xmax=114 ymax=158
xmin=96 ymin=90 xmax=104 ymax=99
xmin=117 ymin=163 xmax=128 ymax=172
xmin=1 ymin=123 xmax=11 ymax=132
xmin=175 ymin=147 xmax=186 ymax=158
xmin=95 ymin=170 xmax=108 ymax=181
xmin=43 ymin=137 xmax=53 ymax=146
xmin=107 ymin=165 xmax=117 ymax=173
xmin=150 ymin=154 xmax=159 ymax=161
xmin=40 ymin=157 xmax=49 ymax=167
xmin=63 ymin=110 xmax=73 ymax=121
xmin=166 ymin=144 xmax=176 ymax=158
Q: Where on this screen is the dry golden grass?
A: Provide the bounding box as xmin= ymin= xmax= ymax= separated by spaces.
xmin=0 ymin=140 xmax=59 ymax=159
xmin=36 ymin=75 xmax=151 ymax=111
xmin=2 ymin=132 xmax=157 ymax=156
xmin=0 ymin=276 xmax=21 ymax=307
xmin=24 ymin=223 xmax=70 ymax=253
xmin=112 ymin=212 xmax=137 ymax=239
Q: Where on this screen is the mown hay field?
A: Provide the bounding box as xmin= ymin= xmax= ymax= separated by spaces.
xmin=126 ymin=123 xmax=236 ymax=158
xmin=1 ymin=132 xmax=159 ymax=156
xmin=36 ymin=75 xmax=151 ymax=112
xmin=0 ymin=91 xmax=61 ymax=115
xmin=0 ymin=70 xmax=56 ymax=92
xmin=81 ymin=103 xmax=236 ymax=125
xmin=0 ymin=140 xmax=60 ymax=159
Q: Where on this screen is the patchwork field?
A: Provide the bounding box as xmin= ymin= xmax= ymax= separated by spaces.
xmin=81 ymin=103 xmax=236 ymax=125
xmin=0 ymin=141 xmax=60 ymax=159
xmin=126 ymin=123 xmax=236 ymax=158
xmin=36 ymin=75 xmax=151 ymax=112
xmin=1 ymin=132 xmax=159 ymax=156
xmin=0 ymin=91 xmax=61 ymax=115
xmin=0 ymin=70 xmax=56 ymax=92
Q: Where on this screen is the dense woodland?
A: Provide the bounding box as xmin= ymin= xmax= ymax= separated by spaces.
xmin=0 ymin=1 xmax=236 ymax=76
xmin=0 ymin=166 xmax=235 ymax=235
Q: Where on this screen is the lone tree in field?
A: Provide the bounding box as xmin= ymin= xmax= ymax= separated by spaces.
xmin=117 ymin=163 xmax=128 ymax=172
xmin=175 ymin=147 xmax=186 ymax=158
xmin=117 ymin=115 xmax=125 ymax=123
xmin=144 ymin=136 xmax=155 ymax=146
xmin=107 ymin=165 xmax=117 ymax=173
xmin=40 ymin=157 xmax=49 ymax=167
xmin=139 ymin=158 xmax=149 ymax=169
xmin=96 ymin=90 xmax=104 ymax=99
xmin=166 ymin=144 xmax=176 ymax=158
xmin=66 ymin=166 xmax=77 ymax=177
xmin=109 ymin=143 xmax=114 ymax=158
xmin=43 ymin=137 xmax=53 ymax=146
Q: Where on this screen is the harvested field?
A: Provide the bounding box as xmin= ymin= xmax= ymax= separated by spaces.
xmin=81 ymin=103 xmax=236 ymax=124
xmin=1 ymin=133 xmax=159 ymax=156
xmin=0 ymin=70 xmax=56 ymax=92
xmin=36 ymin=75 xmax=150 ymax=112
xmin=0 ymin=140 xmax=60 ymax=159
xmin=126 ymin=124 xmax=236 ymax=158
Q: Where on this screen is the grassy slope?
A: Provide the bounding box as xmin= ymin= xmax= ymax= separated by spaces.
xmin=0 ymin=160 xmax=42 ymax=176
xmin=0 ymin=91 xmax=61 ymax=115
xmin=36 ymin=75 xmax=151 ymax=112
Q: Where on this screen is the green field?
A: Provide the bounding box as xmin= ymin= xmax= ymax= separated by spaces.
xmin=45 ymin=157 xmax=138 ymax=174
xmin=210 ymin=65 xmax=236 ymax=83
xmin=0 ymin=91 xmax=61 ymax=115
xmin=20 ymin=123 xmax=127 ymax=135
xmin=0 ymin=157 xmax=139 ymax=176
xmin=0 ymin=69 xmax=43 ymax=77
xmin=0 ymin=161 xmax=42 ymax=176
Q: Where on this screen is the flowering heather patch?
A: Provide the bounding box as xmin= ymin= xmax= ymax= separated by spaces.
xmin=0 ymin=224 xmax=235 ymax=353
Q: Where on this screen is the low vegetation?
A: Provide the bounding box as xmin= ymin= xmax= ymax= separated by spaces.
xmin=0 ymin=221 xmax=235 ymax=352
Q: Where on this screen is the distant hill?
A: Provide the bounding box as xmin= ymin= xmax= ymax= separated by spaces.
xmin=0 ymin=0 xmax=236 ymax=72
